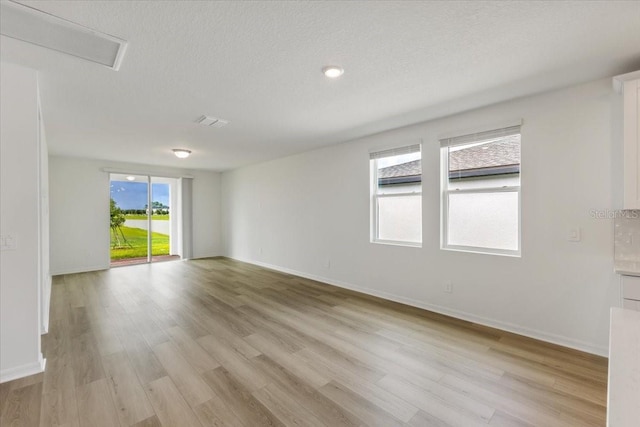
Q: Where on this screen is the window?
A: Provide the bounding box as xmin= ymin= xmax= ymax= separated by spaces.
xmin=370 ymin=143 xmax=422 ymax=246
xmin=441 ymin=125 xmax=521 ymax=255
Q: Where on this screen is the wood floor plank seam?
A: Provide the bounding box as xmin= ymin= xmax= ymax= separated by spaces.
xmin=0 ymin=257 xmax=608 ymax=427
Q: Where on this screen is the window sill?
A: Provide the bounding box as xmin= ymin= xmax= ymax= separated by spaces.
xmin=372 ymin=239 xmax=422 ymax=248
xmin=441 ymin=245 xmax=520 ymax=257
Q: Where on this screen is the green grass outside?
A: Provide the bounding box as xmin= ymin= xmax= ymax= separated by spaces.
xmin=110 ymin=226 xmax=169 ymax=260
xmin=124 ymin=214 xmax=169 ymax=221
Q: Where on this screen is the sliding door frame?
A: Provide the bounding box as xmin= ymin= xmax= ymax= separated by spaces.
xmin=108 ymin=171 xmax=187 ymax=267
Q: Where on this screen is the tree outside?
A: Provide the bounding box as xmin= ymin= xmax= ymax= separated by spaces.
xmin=110 ymin=198 xmax=127 ymax=248
xmin=110 ymin=198 xmax=169 ymax=260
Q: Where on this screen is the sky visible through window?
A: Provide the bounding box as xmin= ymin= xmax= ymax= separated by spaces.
xmin=110 ymin=181 xmax=170 ymax=210
xmin=376 ymin=152 xmax=421 ymax=168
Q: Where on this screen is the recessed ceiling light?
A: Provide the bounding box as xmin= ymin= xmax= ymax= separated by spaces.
xmin=172 ymin=148 xmax=191 ymax=159
xmin=0 ymin=1 xmax=128 ymax=70
xmin=322 ymin=65 xmax=344 ymax=79
xmin=126 ymin=176 xmax=135 ymax=181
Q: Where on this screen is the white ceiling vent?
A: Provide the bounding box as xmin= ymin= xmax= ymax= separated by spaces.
xmin=195 ymin=115 xmax=229 ymax=128
xmin=0 ymin=1 xmax=128 ymax=70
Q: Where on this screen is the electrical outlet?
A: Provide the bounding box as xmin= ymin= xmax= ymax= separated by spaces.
xmin=444 ymin=282 xmax=453 ymax=293
xmin=325 ymin=259 xmax=331 ymax=269
xmin=259 ymin=247 xmax=263 ymax=255
xmin=568 ymin=227 xmax=581 ymax=242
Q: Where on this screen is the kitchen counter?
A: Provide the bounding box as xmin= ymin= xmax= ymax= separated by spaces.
xmin=607 ymin=308 xmax=640 ymax=427
xmin=614 ymin=260 xmax=640 ymax=276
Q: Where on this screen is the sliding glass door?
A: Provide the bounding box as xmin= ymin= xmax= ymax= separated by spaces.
xmin=109 ymin=173 xmax=178 ymax=267
xmin=150 ymin=177 xmax=172 ymax=261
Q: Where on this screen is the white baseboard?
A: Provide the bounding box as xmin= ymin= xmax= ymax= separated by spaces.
xmin=51 ymin=264 xmax=109 ymax=276
xmin=191 ymin=253 xmax=224 ymax=260
xmin=229 ymin=256 xmax=608 ymax=357
xmin=0 ymin=354 xmax=46 ymax=384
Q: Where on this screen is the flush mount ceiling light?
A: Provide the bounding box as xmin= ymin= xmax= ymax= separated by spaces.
xmin=172 ymin=149 xmax=191 ymax=159
xmin=0 ymin=1 xmax=128 ymax=70
xmin=322 ymin=65 xmax=344 ymax=79
xmin=126 ymin=176 xmax=135 ymax=181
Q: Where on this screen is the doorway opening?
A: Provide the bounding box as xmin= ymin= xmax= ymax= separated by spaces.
xmin=109 ymin=174 xmax=180 ymax=267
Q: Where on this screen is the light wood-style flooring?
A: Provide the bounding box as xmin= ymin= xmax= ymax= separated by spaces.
xmin=0 ymin=257 xmax=608 ymax=426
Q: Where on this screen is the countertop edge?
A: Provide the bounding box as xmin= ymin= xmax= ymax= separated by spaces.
xmin=615 ymin=268 xmax=640 ymax=277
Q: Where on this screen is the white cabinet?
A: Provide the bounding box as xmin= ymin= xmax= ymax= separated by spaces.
xmin=621 ymin=275 xmax=640 ymax=311
xmin=623 ymin=298 xmax=640 ymax=310
xmin=607 ymin=308 xmax=640 ymax=427
xmin=616 ymin=71 xmax=640 ymax=209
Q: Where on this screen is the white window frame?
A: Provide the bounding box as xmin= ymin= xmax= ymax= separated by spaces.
xmin=440 ymin=125 xmax=521 ymax=257
xmin=370 ymin=143 xmax=422 ymax=247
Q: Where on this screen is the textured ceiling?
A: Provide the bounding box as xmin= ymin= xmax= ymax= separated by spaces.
xmin=1 ymin=1 xmax=639 ymax=171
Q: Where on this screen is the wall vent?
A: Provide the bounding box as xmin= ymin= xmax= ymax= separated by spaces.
xmin=195 ymin=115 xmax=229 ymax=128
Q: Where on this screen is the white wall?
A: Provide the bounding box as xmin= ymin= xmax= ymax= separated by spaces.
xmin=0 ymin=62 xmax=46 ymax=382
xmin=192 ymin=172 xmax=222 ymax=258
xmin=49 ymin=157 xmax=222 ymax=274
xmin=222 ymin=78 xmax=620 ymax=355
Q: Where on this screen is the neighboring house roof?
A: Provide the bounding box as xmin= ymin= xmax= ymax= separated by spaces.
xmin=449 ymin=136 xmax=520 ymax=176
xmin=378 ymin=135 xmax=520 ymax=184
xmin=378 ymin=159 xmax=421 ymax=185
